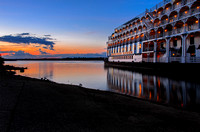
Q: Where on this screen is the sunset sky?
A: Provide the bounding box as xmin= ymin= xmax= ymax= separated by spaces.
xmin=0 ymin=0 xmax=160 ymax=58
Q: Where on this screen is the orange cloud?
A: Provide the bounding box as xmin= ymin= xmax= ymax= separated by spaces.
xmin=55 ymin=45 xmax=106 ymax=54
xmin=0 ymin=40 xmax=106 ymax=57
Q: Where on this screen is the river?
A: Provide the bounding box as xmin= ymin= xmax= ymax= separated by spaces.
xmin=5 ymin=60 xmax=200 ymax=110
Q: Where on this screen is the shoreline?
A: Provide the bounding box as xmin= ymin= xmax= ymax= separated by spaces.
xmin=5 ymin=73 xmax=199 ymax=112
xmin=1 ymin=73 xmax=200 ymax=131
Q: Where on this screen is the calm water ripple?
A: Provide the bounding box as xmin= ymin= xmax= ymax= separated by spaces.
xmin=5 ymin=61 xmax=200 ymax=110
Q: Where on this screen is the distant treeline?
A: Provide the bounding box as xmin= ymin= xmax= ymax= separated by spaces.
xmin=0 ymin=56 xmax=4 ymax=65
xmin=0 ymin=56 xmax=6 ymax=73
xmin=0 ymin=57 xmax=27 ymax=74
xmin=4 ymin=57 xmax=107 ymax=61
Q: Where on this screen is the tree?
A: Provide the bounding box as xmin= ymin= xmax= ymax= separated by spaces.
xmin=0 ymin=55 xmax=4 ymax=66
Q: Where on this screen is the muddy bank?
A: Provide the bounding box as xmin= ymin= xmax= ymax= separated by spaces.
xmin=0 ymin=73 xmax=200 ymax=132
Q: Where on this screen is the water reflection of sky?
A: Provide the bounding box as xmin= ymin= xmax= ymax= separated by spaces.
xmin=5 ymin=61 xmax=200 ymax=110
xmin=5 ymin=61 xmax=108 ymax=91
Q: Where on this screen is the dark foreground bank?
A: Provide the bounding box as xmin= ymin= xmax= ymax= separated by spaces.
xmin=0 ymin=73 xmax=200 ymax=132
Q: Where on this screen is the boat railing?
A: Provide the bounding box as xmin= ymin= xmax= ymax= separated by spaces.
xmin=186 ymin=57 xmax=200 ymax=63
xmin=170 ymin=57 xmax=182 ymax=63
xmin=157 ymin=57 xmax=168 ymax=63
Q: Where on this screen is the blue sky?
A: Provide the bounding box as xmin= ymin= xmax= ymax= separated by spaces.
xmin=0 ymin=0 xmax=161 ymax=58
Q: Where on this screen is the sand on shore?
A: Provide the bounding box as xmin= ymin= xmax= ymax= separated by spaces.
xmin=0 ymin=73 xmax=200 ymax=132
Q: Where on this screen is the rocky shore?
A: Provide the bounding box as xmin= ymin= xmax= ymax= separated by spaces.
xmin=0 ymin=73 xmax=200 ymax=132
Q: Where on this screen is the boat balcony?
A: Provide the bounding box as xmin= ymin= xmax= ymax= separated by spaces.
xmin=187 ymin=24 xmax=199 ymax=31
xmin=173 ymin=4 xmax=182 ymax=10
xmin=191 ymin=7 xmax=200 ymax=15
xmin=161 ymin=20 xmax=167 ymax=25
xmin=143 ymin=48 xmax=154 ymax=52
xmin=169 ymin=17 xmax=178 ymax=23
xmin=187 ymin=0 xmax=196 ymax=4
xmin=142 ymin=58 xmax=154 ymax=63
xmin=130 ymin=40 xmax=134 ymax=44
xmin=154 ymin=23 xmax=160 ymax=28
xmin=140 ymin=36 xmax=146 ymax=41
xmin=173 ymin=27 xmax=184 ymax=34
xmin=164 ymin=7 xmax=172 ymax=15
xmin=186 ymin=57 xmax=200 ymax=63
xmin=143 ymin=47 xmax=148 ymax=52
xmin=135 ymin=38 xmax=140 ymax=42
xmin=126 ymin=41 xmax=130 ymax=45
xmin=144 ymin=19 xmax=153 ymax=28
xmin=138 ymin=30 xmax=142 ymax=34
xmin=179 ymin=12 xmax=189 ymax=19
xmin=149 ymin=35 xmax=155 ymax=40
xmin=108 ymin=0 xmax=200 ymax=56
xmin=137 ymin=22 xmax=143 ymax=26
xmin=170 ymin=57 xmax=182 ymax=63
xmin=157 ymin=12 xmax=164 ymax=18
xmin=157 ymin=57 xmax=200 ymax=63
xmin=149 ymin=12 xmax=155 ymax=19
xmin=143 ymin=44 xmax=154 ymax=52
xmin=164 ymin=31 xmax=172 ymax=36
xmin=142 ymin=29 xmax=147 ymax=33
xmin=152 ymin=14 xmax=157 ymax=18
xmin=149 ymin=45 xmax=154 ymax=51
xmin=157 ymin=32 xmax=164 ymax=38
xmin=133 ymin=32 xmax=137 ymax=36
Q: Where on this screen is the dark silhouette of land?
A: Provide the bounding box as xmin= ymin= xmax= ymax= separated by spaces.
xmin=0 ymin=56 xmax=27 ymax=74
xmin=0 ymin=57 xmax=4 ymax=65
xmin=0 ymin=57 xmax=200 ymax=132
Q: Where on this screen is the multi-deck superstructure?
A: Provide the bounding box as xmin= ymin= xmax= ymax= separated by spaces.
xmin=107 ymin=0 xmax=200 ymax=63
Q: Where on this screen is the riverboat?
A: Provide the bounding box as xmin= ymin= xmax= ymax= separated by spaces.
xmin=107 ymin=0 xmax=200 ymax=63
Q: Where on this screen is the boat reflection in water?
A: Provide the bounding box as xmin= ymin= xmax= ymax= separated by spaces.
xmin=107 ymin=67 xmax=200 ymax=110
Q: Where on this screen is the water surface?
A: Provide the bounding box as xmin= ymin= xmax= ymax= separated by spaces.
xmin=5 ymin=61 xmax=200 ymax=110
xmin=5 ymin=61 xmax=108 ymax=90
